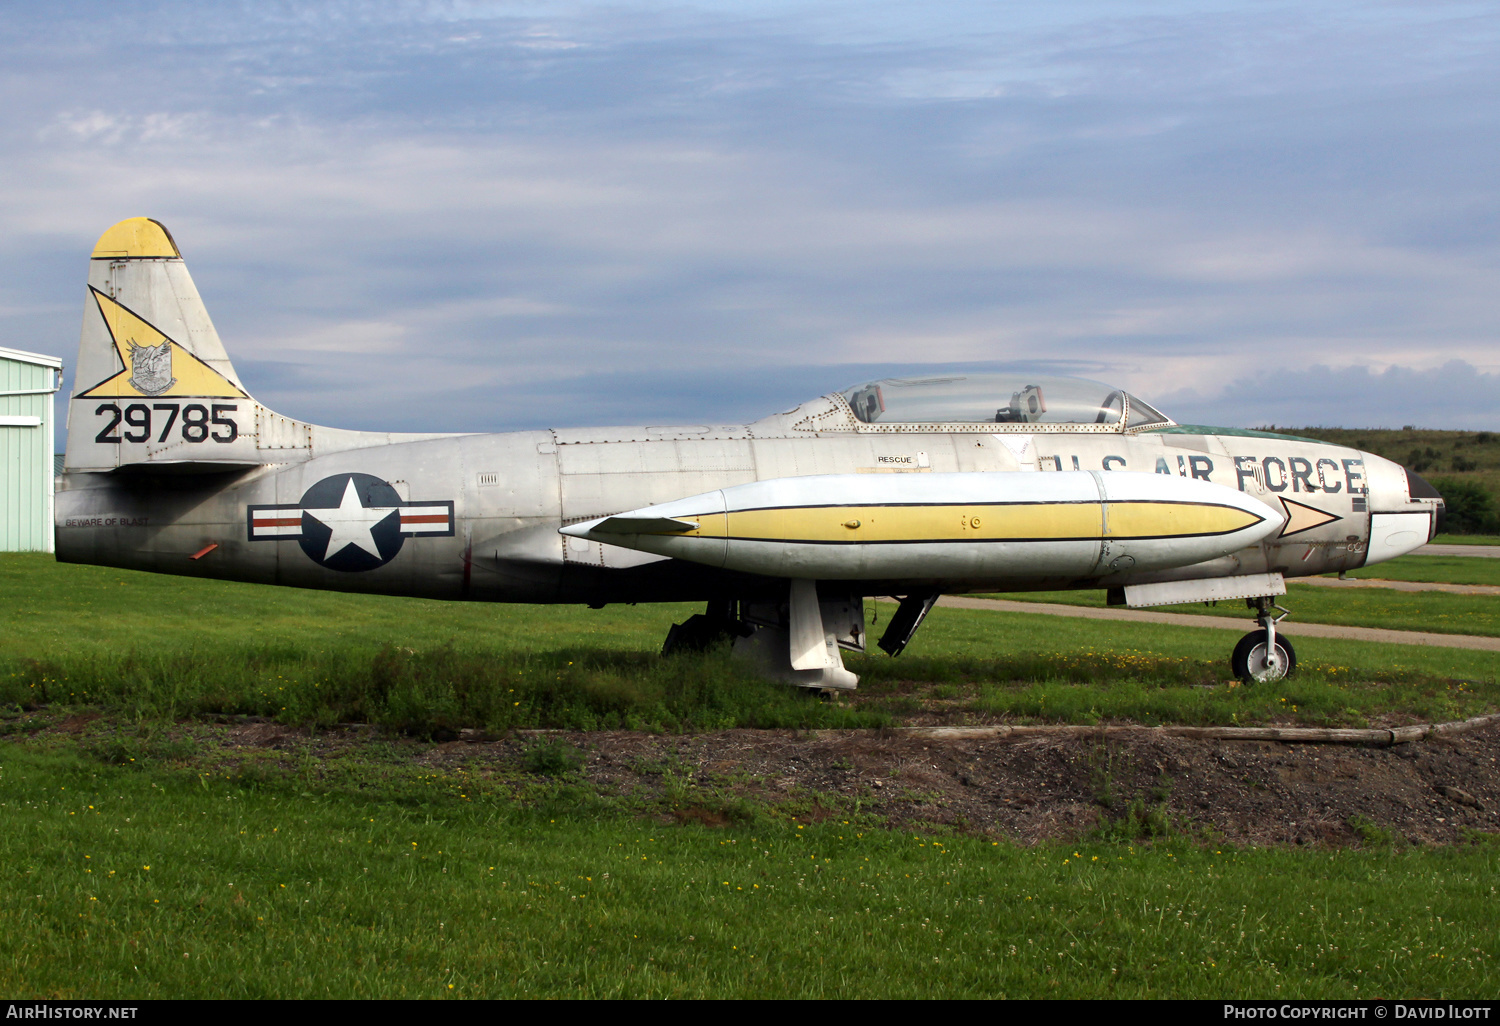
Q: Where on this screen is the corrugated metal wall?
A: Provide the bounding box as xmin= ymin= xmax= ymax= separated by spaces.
xmin=1 ymin=353 xmax=57 ymax=552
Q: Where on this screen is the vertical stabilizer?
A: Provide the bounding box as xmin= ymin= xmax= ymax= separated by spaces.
xmin=67 ymin=218 xmax=267 ymax=471
xmin=64 ymin=218 xmax=458 ymax=474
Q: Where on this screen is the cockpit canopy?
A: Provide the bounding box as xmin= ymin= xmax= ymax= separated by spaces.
xmin=840 ymin=374 xmax=1172 ymax=429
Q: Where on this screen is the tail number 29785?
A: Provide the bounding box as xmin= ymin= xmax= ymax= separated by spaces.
xmin=94 ymin=403 xmax=239 ymax=444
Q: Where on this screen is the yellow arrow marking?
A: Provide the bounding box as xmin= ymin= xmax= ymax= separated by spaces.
xmin=1278 ymin=497 xmax=1341 ymax=538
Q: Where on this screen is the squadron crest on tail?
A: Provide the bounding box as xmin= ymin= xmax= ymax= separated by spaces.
xmin=125 ymin=339 xmax=175 ymax=396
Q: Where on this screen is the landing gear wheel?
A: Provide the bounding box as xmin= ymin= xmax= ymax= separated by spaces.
xmin=1231 ymin=630 xmax=1296 ymax=684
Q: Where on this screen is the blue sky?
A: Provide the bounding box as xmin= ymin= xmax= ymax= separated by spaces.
xmin=4 ymin=0 xmax=1499 ymax=441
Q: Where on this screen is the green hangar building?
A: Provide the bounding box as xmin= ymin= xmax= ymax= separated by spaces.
xmin=1 ymin=346 xmax=63 ymax=552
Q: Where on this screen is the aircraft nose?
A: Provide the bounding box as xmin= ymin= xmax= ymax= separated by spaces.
xmin=1404 ymin=467 xmax=1446 ymax=536
xmin=1359 ymin=451 xmax=1445 ymax=565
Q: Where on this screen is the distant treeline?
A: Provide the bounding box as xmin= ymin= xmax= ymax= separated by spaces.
xmin=1263 ymin=427 xmax=1500 ymax=535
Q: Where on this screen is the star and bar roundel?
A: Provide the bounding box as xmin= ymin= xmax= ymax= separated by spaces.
xmin=247 ymin=473 xmax=454 ymax=572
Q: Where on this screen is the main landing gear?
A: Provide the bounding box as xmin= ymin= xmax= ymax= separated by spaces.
xmin=660 ymin=599 xmax=753 ymax=654
xmin=661 ymin=584 xmax=927 ymax=691
xmin=661 ymin=585 xmax=862 ymax=689
xmin=1231 ymin=596 xmax=1296 ymax=685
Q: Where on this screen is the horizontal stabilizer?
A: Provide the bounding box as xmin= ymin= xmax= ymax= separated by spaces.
xmin=108 ymin=459 xmax=264 ymax=476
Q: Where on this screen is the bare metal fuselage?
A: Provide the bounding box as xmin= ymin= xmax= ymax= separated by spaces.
xmin=56 ymin=400 xmax=1424 ymax=604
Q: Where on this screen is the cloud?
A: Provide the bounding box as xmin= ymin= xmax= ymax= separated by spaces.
xmin=1157 ymin=360 xmax=1500 ymax=431
xmin=7 ymin=2 xmax=1500 ymax=448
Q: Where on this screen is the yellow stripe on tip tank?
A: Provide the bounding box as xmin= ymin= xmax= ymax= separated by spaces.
xmin=1104 ymin=501 xmax=1260 ymax=539
xmin=664 ymin=501 xmax=1259 ymax=543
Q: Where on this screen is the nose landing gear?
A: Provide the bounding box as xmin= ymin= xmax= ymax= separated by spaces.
xmin=1231 ymin=596 xmax=1296 ymax=684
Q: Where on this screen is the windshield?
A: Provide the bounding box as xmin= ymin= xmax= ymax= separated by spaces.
xmin=842 ymin=374 xmax=1171 ymax=428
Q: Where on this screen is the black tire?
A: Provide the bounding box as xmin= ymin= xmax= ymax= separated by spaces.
xmin=1231 ymin=630 xmax=1296 ymax=684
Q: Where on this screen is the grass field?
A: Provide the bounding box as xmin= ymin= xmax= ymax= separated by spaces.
xmin=3 ymin=738 xmax=1497 ymax=999
xmin=3 ymin=554 xmax=1499 ymax=731
xmin=981 ymin=583 xmax=1500 ymax=639
xmin=2 ymin=552 xmax=1499 ymax=998
xmin=1432 ymin=534 xmax=1500 ymax=547
xmin=979 ymin=546 xmax=1500 ymax=631
xmin=1347 ymin=554 xmax=1500 ymax=587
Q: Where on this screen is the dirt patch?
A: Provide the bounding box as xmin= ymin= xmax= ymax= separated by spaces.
xmin=225 ymin=721 xmax=301 ymax=748
xmin=674 ymin=807 xmax=733 ymax=828
xmin=216 ymin=719 xmax=1500 ymax=847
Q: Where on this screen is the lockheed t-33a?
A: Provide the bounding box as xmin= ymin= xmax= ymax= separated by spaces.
xmin=57 ymin=218 xmax=1446 ymax=688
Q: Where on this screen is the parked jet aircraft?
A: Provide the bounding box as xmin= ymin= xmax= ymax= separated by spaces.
xmin=57 ymin=218 xmax=1445 ymax=687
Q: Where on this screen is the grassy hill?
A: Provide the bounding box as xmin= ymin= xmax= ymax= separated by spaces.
xmin=1263 ymin=427 xmax=1500 ymax=534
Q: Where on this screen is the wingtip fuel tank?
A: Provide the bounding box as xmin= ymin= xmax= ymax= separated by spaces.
xmin=561 ymin=470 xmax=1283 ymax=582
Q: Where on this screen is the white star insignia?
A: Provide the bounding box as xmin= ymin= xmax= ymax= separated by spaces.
xmin=305 ymin=477 xmax=397 ymax=562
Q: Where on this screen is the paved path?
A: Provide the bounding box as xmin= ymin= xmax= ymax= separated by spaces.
xmin=1418 ymin=544 xmax=1500 ymax=558
xmin=933 ymin=596 xmax=1500 ymax=652
xmin=1296 ymin=576 xmax=1500 ymax=596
